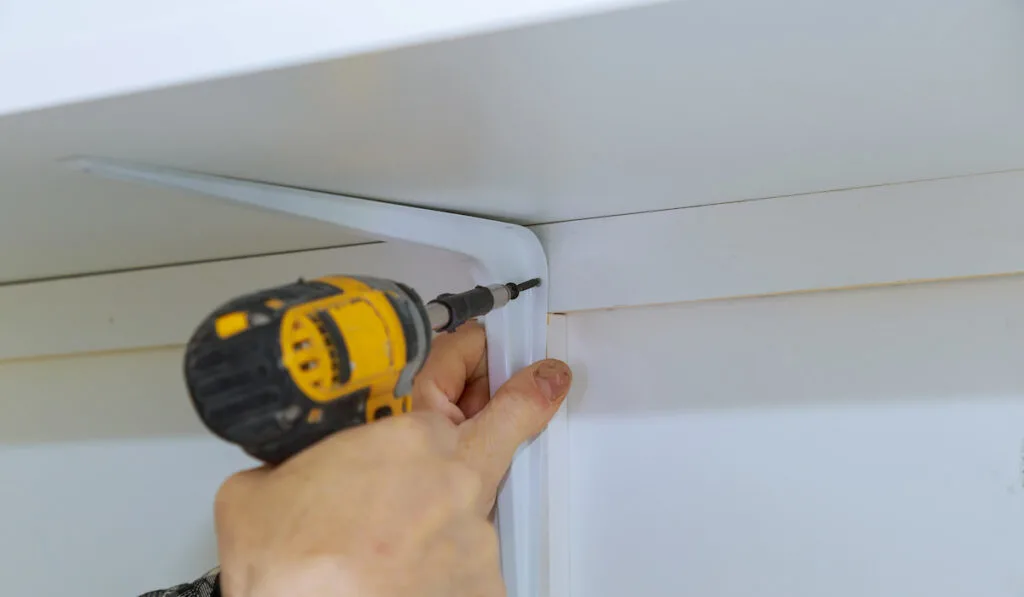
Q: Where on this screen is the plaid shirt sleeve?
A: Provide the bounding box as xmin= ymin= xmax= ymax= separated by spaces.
xmin=138 ymin=567 xmax=221 ymax=597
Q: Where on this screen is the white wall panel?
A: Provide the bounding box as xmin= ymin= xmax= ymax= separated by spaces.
xmin=11 ymin=166 xmax=1024 ymax=362
xmin=0 ymin=348 xmax=255 ymax=596
xmin=565 ymin=276 xmax=1024 ymax=596
xmin=0 ymin=438 xmax=254 ymax=597
xmin=0 ymin=348 xmax=203 ymax=443
xmin=0 ymin=243 xmax=472 ymax=361
xmin=537 ymin=169 xmax=1024 ymax=312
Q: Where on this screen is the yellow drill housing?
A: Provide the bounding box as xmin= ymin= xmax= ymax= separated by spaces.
xmin=184 ymin=275 xmax=430 ymax=464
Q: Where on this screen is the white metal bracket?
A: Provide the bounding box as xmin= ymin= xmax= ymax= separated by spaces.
xmin=68 ymin=157 xmax=554 ymax=597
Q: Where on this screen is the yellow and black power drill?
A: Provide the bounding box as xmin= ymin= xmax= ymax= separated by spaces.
xmin=184 ymin=275 xmax=540 ymax=464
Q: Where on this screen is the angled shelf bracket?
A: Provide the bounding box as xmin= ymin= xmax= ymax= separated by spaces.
xmin=68 ymin=157 xmax=556 ymax=597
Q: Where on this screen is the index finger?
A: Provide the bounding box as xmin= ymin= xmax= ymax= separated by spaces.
xmin=413 ymin=322 xmax=489 ymax=420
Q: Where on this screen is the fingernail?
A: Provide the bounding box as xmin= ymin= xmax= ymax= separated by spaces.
xmin=534 ymin=360 xmax=571 ymax=403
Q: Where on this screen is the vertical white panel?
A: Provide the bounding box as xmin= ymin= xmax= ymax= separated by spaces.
xmin=545 ymin=315 xmax=571 ymax=597
xmin=565 ymin=276 xmax=1024 ymax=597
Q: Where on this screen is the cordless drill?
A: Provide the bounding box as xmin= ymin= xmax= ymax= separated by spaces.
xmin=184 ymin=275 xmax=540 ymax=464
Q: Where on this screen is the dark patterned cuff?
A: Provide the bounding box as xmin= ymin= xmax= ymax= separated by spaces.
xmin=138 ymin=567 xmax=221 ymax=597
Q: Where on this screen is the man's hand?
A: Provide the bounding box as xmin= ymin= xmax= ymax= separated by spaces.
xmin=214 ymin=322 xmax=572 ymax=597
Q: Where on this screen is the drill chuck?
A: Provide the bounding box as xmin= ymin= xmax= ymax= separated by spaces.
xmin=426 ymin=278 xmax=541 ymax=333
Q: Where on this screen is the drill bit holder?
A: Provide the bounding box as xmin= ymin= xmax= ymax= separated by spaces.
xmin=68 ymin=157 xmax=561 ymax=597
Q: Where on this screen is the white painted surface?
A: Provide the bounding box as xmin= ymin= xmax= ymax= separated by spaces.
xmin=0 ymin=243 xmax=472 ymax=361
xmin=0 ymin=347 xmax=256 ymax=596
xmin=565 ymin=276 xmax=1024 ymax=596
xmin=5 ymin=0 xmax=1024 ymax=281
xmin=11 ymin=165 xmax=1024 ymax=361
xmin=543 ymin=315 xmax=571 ymax=597
xmin=0 ymin=348 xmax=202 ymax=443
xmin=0 ymin=0 xmax=653 ymax=116
xmin=535 ymin=169 xmax=1024 ymax=312
xmin=0 ymin=438 xmax=254 ymax=597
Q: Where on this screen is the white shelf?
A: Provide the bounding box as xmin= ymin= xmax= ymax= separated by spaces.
xmin=0 ymin=0 xmax=650 ymax=116
xmin=3 ymin=0 xmax=1024 ymax=283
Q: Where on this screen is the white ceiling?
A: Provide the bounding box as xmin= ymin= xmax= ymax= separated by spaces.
xmin=3 ymin=0 xmax=1024 ymax=282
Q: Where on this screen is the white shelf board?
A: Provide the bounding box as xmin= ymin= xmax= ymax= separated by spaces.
xmin=0 ymin=0 xmax=654 ymax=116
xmin=4 ymin=0 xmax=1024 ymax=281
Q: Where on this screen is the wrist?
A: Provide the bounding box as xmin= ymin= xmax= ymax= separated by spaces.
xmin=220 ymin=557 xmax=364 ymax=597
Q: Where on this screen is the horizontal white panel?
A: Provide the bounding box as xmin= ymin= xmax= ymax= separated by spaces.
xmin=0 ymin=243 xmax=471 ymax=361
xmin=0 ymin=0 xmax=649 ymax=116
xmin=10 ymin=168 xmax=1024 ymax=359
xmin=0 ymin=347 xmax=203 ymax=444
xmin=565 ymin=276 xmax=1024 ymax=596
xmin=537 ymin=170 xmax=1024 ymax=312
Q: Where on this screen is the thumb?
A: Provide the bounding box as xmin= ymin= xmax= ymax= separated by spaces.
xmin=458 ymin=359 xmax=572 ymax=507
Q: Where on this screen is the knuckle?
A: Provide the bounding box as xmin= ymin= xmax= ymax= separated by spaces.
xmin=214 ymin=471 xmax=253 ymax=518
xmin=459 ymin=320 xmax=485 ymax=335
xmin=216 ymin=471 xmax=247 ymax=499
xmin=390 ymin=413 xmax=433 ymax=443
xmin=392 ymin=412 xmax=455 ymax=450
xmin=469 ymin=520 xmax=501 ymax=561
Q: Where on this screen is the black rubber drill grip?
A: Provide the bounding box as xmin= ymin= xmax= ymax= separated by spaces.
xmin=430 ymin=286 xmax=495 ymax=332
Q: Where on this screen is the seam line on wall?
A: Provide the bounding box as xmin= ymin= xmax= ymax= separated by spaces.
xmin=7 ymin=165 xmax=1024 ymax=288
xmin=0 ymin=241 xmax=383 ymax=289
xmin=556 ymin=269 xmax=1024 ymax=315
xmin=0 ymin=343 xmax=185 ymax=367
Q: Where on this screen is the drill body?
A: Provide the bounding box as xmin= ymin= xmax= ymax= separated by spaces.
xmin=184 ymin=275 xmax=429 ymax=464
